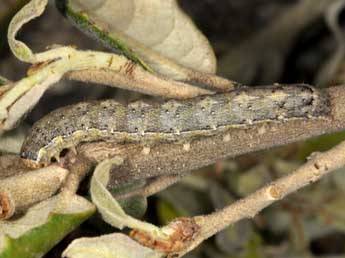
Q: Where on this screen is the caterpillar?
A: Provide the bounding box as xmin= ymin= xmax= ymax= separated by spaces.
xmin=20 ymin=84 xmax=330 ymax=166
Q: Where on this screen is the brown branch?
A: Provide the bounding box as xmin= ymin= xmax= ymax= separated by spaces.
xmin=78 ymin=85 xmax=345 ymax=188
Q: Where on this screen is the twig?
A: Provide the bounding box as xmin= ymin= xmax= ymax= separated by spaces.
xmin=177 ymin=139 xmax=345 ymax=257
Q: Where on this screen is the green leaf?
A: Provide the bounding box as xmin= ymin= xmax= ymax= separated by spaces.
xmin=63 ymin=233 xmax=164 ymax=258
xmin=0 ymin=194 xmax=96 ymax=258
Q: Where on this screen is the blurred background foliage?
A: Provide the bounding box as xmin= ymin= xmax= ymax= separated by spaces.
xmin=2 ymin=0 xmax=345 ymax=258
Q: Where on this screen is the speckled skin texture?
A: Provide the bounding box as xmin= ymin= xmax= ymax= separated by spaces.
xmin=20 ymin=85 xmax=330 ymax=165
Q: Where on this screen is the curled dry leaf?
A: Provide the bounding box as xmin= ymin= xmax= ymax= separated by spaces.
xmin=7 ymin=0 xmax=48 ymax=62
xmin=0 ymin=0 xmax=31 ymax=54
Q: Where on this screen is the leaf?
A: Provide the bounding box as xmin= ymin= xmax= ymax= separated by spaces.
xmin=90 ymin=157 xmax=168 ymax=241
xmin=56 ymin=0 xmax=217 ymax=78
xmin=0 ymin=194 xmax=95 ymax=258
xmin=62 ymin=233 xmax=164 ymax=258
xmin=0 ymin=0 xmax=30 ymax=54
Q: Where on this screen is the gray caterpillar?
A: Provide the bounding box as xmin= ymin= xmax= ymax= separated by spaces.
xmin=21 ymin=84 xmax=330 ymax=166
